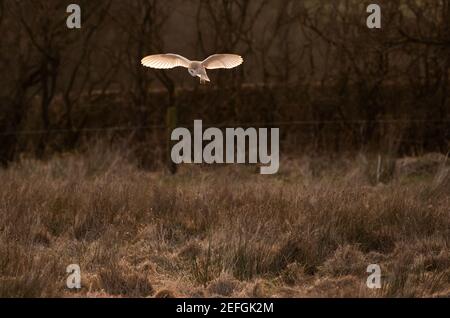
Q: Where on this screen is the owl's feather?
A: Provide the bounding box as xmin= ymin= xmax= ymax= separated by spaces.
xmin=141 ymin=54 xmax=191 ymax=69
xmin=201 ymin=54 xmax=243 ymax=70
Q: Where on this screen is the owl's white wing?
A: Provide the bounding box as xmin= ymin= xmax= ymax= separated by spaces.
xmin=141 ymin=54 xmax=191 ymax=69
xmin=201 ymin=54 xmax=243 ymax=70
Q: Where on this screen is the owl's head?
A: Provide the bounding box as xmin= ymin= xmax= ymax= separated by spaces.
xmin=188 ymin=69 xmax=197 ymax=77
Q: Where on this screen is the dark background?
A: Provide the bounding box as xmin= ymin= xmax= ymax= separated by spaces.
xmin=1 ymin=0 xmax=449 ymax=168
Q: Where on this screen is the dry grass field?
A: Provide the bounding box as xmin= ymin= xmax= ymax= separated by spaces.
xmin=0 ymin=143 xmax=449 ymax=298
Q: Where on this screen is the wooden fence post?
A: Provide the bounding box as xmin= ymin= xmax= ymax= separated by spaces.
xmin=166 ymin=104 xmax=178 ymax=174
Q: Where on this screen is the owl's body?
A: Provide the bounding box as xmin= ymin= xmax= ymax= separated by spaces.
xmin=141 ymin=53 xmax=243 ymax=84
xmin=187 ymin=61 xmax=210 ymax=83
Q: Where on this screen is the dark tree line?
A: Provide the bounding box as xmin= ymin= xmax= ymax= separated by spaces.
xmin=0 ymin=0 xmax=449 ymax=166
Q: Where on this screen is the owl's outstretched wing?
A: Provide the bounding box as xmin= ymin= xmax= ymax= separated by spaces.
xmin=201 ymin=54 xmax=243 ymax=70
xmin=141 ymin=54 xmax=191 ymax=69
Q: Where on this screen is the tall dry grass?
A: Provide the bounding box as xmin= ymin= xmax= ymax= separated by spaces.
xmin=0 ymin=143 xmax=449 ymax=297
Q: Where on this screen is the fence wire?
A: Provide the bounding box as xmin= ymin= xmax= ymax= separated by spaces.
xmin=0 ymin=119 xmax=449 ymax=136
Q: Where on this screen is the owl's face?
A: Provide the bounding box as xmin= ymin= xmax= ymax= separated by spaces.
xmin=188 ymin=69 xmax=197 ymax=77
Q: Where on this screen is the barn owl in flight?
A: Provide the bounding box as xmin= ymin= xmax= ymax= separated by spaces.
xmin=141 ymin=53 xmax=243 ymax=84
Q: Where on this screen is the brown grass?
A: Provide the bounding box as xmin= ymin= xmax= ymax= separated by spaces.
xmin=0 ymin=144 xmax=449 ymax=298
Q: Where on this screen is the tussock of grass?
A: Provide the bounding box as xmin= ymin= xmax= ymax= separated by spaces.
xmin=0 ymin=146 xmax=448 ymax=297
xmin=98 ymin=261 xmax=154 ymax=297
